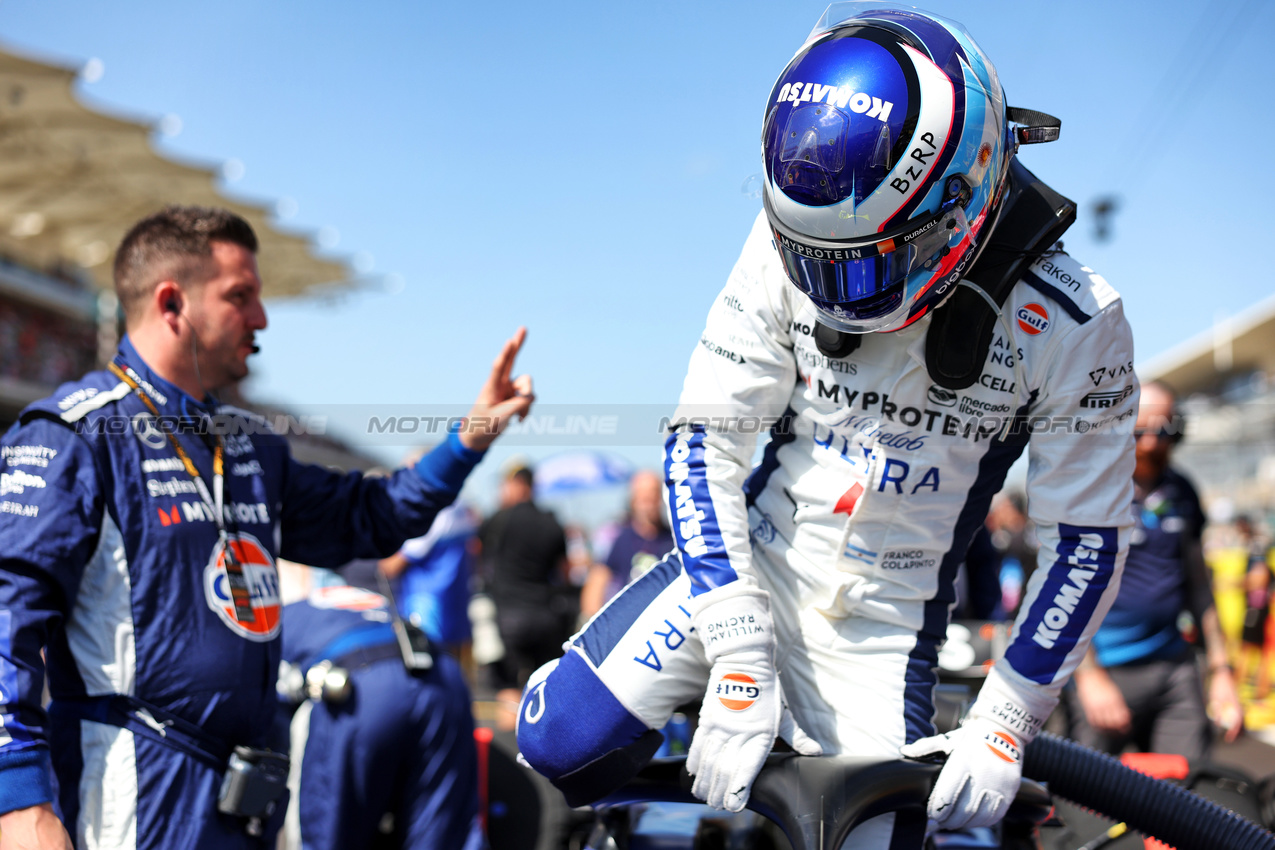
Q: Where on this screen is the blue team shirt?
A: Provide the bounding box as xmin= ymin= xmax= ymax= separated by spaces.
xmin=1091 ymin=467 xmax=1205 ymax=667
xmin=281 ymin=580 xmax=398 ymax=670
xmin=398 ymin=505 xmax=477 ymax=646
xmin=603 ymin=523 xmax=675 ymax=602
xmin=0 ymin=336 xmax=482 ymax=814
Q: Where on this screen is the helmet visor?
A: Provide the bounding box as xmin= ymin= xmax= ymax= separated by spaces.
xmin=769 ymin=198 xmax=973 ymax=331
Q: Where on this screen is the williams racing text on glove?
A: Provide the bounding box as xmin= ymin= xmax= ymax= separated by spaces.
xmin=688 ymin=584 xmax=821 ymax=812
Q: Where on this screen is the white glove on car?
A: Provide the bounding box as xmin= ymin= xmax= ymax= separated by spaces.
xmin=688 ymin=585 xmax=822 ymax=812
xmin=899 ymin=667 xmax=1055 ymax=831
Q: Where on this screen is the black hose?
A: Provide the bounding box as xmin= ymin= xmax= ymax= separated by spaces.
xmin=1023 ymin=732 xmax=1275 ymax=850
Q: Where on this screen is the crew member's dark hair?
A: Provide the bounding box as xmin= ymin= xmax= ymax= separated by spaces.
xmin=113 ymin=205 xmax=258 ymax=322
xmin=509 ymin=467 xmax=535 ymax=489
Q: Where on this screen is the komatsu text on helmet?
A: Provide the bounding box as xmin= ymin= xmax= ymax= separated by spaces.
xmin=762 ymin=3 xmax=1056 ymax=334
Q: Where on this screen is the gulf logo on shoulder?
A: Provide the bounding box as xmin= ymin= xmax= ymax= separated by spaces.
xmin=984 ymin=730 xmax=1021 ymax=764
xmin=716 ymin=672 xmax=762 ymax=711
xmin=203 ymin=532 xmax=281 ymax=642
xmin=1016 ymin=303 xmax=1050 ymax=335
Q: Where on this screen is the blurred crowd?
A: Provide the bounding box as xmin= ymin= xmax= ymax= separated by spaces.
xmin=353 ymin=460 xmax=674 ymax=730
xmin=0 ymin=301 xmax=96 ymax=387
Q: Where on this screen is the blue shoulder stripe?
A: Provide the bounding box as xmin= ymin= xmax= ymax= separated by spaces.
xmin=1022 ymin=270 xmax=1091 ymax=325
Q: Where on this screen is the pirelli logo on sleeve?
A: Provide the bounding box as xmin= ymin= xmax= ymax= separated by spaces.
xmin=1079 ymin=385 xmax=1135 ymax=410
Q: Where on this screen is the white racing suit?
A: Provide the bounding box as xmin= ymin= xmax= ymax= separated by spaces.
xmin=518 ymin=212 xmax=1137 ymax=847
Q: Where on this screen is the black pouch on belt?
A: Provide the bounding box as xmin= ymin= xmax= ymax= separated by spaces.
xmin=216 ymin=745 xmax=290 ymax=820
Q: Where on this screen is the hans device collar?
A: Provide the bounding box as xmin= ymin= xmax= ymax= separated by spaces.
xmin=923 ymin=156 xmax=1075 ymax=390
xmin=813 ymin=120 xmax=1075 ymax=393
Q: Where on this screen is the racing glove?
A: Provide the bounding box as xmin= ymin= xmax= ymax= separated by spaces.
xmin=688 ymin=584 xmax=822 ymax=812
xmin=899 ymin=666 xmax=1055 ymax=831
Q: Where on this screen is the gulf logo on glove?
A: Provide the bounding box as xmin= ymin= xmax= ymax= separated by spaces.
xmin=715 ymin=673 xmax=762 ymax=711
xmin=983 ymin=730 xmax=1021 ymax=764
xmin=203 ymin=531 xmax=281 ymax=642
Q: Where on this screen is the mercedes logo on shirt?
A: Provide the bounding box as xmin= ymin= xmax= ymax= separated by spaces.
xmin=131 ymin=411 xmax=167 ymax=450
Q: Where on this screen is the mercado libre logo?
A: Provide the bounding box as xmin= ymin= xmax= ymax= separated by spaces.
xmin=203 ymin=531 xmax=281 ymax=641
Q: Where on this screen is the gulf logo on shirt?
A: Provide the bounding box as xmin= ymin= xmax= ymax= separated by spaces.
xmin=984 ymin=730 xmax=1021 ymax=763
xmin=716 ymin=672 xmax=761 ymax=711
xmin=203 ymin=532 xmax=281 ymax=642
xmin=1016 ymin=303 xmax=1050 ymax=335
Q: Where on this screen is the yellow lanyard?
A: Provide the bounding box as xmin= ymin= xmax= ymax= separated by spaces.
xmin=108 ymin=360 xmax=256 ymax=624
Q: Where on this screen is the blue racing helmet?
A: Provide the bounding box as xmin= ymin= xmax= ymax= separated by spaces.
xmin=762 ymin=3 xmax=1012 ymax=333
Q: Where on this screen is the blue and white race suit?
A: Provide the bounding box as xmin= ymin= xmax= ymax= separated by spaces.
xmin=0 ymin=336 xmax=482 ymax=848
xmin=518 ymin=212 xmax=1137 ymax=847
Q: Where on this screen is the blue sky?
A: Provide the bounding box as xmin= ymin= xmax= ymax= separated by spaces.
xmin=4 ymin=0 xmax=1273 ymax=519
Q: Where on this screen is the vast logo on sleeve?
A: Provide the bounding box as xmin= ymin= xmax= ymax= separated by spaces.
xmin=203 ymin=532 xmax=281 ymax=641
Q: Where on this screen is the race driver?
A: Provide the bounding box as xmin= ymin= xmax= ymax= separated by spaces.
xmin=0 ymin=206 xmax=534 ymax=849
xmin=517 ymin=6 xmax=1137 ymax=848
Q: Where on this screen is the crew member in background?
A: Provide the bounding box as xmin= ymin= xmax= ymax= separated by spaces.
xmin=0 ymin=206 xmax=533 ymax=849
xmin=580 ymin=470 xmax=674 ymax=620
xmin=380 ymin=499 xmax=481 ymax=674
xmin=276 ymin=560 xmax=482 ymax=850
xmin=477 ymin=464 xmax=570 ymax=718
xmin=1237 ymin=515 xmax=1274 ymax=701
xmin=1065 ymin=381 xmax=1243 ymax=760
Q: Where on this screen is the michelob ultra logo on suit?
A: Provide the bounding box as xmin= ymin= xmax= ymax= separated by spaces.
xmin=203 ymin=532 xmax=281 ymax=641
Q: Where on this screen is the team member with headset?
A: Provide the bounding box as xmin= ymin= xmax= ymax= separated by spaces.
xmin=0 ymin=206 xmax=533 ymax=848
xmin=518 ymin=7 xmax=1138 ymax=846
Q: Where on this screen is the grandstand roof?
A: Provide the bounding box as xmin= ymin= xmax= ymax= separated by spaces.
xmin=0 ymin=45 xmax=348 ymax=298
xmin=1139 ymin=292 xmax=1275 ymax=397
